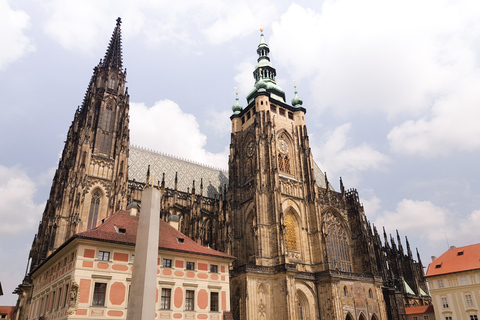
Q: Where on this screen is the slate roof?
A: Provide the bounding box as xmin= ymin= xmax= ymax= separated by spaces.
xmin=77 ymin=209 xmax=234 ymax=260
xmin=425 ymin=243 xmax=480 ymax=277
xmin=405 ymin=305 xmax=434 ymax=315
xmin=128 ymin=145 xmax=333 ymax=196
xmin=129 ymin=146 xmax=228 ymax=198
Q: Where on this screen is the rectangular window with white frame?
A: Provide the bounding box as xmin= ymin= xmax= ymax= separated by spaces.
xmin=163 ymin=258 xmax=172 ymax=268
xmin=466 ymin=293 xmax=474 ymax=306
xmin=160 ymin=288 xmax=171 ymax=310
xmin=210 ymin=292 xmax=219 ymax=311
xmin=442 ymin=296 xmax=449 ymax=308
xmin=98 ymin=251 xmax=110 ymax=261
xmin=438 ymin=279 xmax=444 ymax=288
xmin=92 ymin=282 xmax=107 ymax=306
xmin=185 ymin=290 xmax=195 ymax=311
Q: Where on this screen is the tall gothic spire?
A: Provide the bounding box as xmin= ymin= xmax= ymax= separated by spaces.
xmin=246 ymin=28 xmax=286 ymax=104
xmin=102 ymin=17 xmax=123 ymax=70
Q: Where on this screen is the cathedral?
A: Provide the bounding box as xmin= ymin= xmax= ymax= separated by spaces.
xmin=15 ymin=18 xmax=431 ymax=320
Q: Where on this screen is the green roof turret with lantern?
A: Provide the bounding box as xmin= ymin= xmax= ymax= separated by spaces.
xmin=246 ymin=28 xmax=286 ymax=104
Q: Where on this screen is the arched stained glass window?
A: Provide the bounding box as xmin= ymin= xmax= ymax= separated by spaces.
xmin=284 ymin=155 xmax=291 ymax=174
xmin=99 ymin=132 xmax=110 ymax=155
xmin=284 ymin=213 xmax=298 ymax=250
xmin=100 ymin=105 xmax=113 ymax=132
xmin=323 ymin=211 xmax=352 ymax=272
xmin=87 ymin=191 xmax=101 ymax=230
xmin=278 ymin=154 xmax=284 ymax=172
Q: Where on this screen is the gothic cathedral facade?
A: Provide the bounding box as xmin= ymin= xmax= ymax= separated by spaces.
xmin=16 ymin=19 xmax=431 ymax=320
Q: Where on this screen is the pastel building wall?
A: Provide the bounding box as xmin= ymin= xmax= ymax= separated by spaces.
xmin=27 ymin=210 xmax=233 ymax=320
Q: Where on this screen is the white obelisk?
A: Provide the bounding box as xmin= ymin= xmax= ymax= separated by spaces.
xmin=127 ymin=185 xmax=161 ymax=320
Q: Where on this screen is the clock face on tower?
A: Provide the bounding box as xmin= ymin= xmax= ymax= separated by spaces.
xmin=277 ymin=139 xmax=288 ymax=154
xmin=246 ymin=140 xmax=255 ymax=157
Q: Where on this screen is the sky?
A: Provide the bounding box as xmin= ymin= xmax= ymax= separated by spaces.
xmin=1 ymin=0 xmax=480 ymax=305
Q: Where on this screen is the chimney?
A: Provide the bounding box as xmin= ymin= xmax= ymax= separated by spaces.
xmin=431 ymin=256 xmax=436 ymax=262
xmin=168 ymin=214 xmax=180 ymax=231
xmin=127 ymin=202 xmax=139 ymax=216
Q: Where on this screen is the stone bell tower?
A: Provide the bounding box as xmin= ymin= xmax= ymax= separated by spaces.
xmin=29 ymin=18 xmax=130 ymax=270
xmin=228 ymin=29 xmax=318 ymax=320
xmin=228 ymin=30 xmax=387 ymax=320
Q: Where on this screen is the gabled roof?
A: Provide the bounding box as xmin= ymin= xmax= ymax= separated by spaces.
xmin=77 ymin=210 xmax=234 ymax=260
xmin=425 ymin=243 xmax=480 ymax=277
xmin=405 ymin=305 xmax=434 ymax=315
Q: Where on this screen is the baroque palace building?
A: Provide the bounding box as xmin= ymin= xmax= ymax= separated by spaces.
xmin=16 ymin=18 xmax=431 ymax=320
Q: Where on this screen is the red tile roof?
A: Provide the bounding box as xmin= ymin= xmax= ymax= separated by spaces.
xmin=405 ymin=305 xmax=434 ymax=315
xmin=425 ymin=243 xmax=480 ymax=277
xmin=77 ymin=210 xmax=234 ymax=260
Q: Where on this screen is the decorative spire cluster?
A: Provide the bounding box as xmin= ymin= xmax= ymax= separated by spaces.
xmin=102 ymin=17 xmax=123 ymax=70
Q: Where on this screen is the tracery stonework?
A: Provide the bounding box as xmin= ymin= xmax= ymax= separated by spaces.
xmin=323 ymin=211 xmax=353 ymax=272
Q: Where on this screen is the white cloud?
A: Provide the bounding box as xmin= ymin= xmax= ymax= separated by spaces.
xmin=202 ymin=0 xmax=278 ymax=45
xmin=42 ymin=0 xmax=277 ymax=52
xmin=312 ymin=123 xmax=389 ymax=183
xmin=0 ymin=0 xmax=34 ymax=70
xmin=205 ymin=108 xmax=231 ymax=136
xmin=388 ymin=77 xmax=480 ymax=156
xmin=455 ymin=210 xmax=480 ymax=247
xmin=376 ymin=200 xmax=480 ymax=256
xmin=0 ymin=165 xmax=45 ymax=237
xmin=269 ymin=1 xmax=480 ymax=121
xmin=375 ymin=199 xmax=448 ymax=245
xmin=130 ymin=100 xmax=228 ymax=170
xmin=42 ymin=0 xmax=146 ymax=52
xmin=233 ymin=60 xmax=256 ymax=98
xmin=362 ymin=195 xmax=381 ymax=219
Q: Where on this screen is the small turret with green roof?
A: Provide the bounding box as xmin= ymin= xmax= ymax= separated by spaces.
xmin=291 ymin=85 xmax=303 ymax=108
xmin=232 ymin=89 xmax=243 ymax=114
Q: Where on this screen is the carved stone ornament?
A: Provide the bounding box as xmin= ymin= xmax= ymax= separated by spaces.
xmin=67 ymin=281 xmax=80 ymax=315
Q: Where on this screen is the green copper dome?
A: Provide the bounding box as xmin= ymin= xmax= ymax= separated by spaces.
xmin=291 ymin=88 xmax=303 ymax=108
xmin=232 ymin=96 xmax=242 ymax=114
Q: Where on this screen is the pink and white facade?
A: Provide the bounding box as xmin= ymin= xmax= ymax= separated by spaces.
xmin=26 ymin=210 xmax=234 ymax=320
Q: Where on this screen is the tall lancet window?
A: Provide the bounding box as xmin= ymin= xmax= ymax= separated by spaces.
xmin=87 ymin=191 xmax=101 ymax=230
xmin=99 ymin=103 xmax=114 ymax=155
xmin=284 ymin=213 xmax=298 ymax=250
xmin=278 ymin=154 xmax=284 ymax=172
xmin=323 ymin=211 xmax=352 ymax=272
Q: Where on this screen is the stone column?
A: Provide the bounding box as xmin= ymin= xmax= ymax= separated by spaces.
xmin=127 ymin=186 xmax=161 ymax=320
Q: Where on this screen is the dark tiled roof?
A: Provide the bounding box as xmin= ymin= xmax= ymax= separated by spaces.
xmin=426 ymin=243 xmax=480 ymax=277
xmin=77 ymin=210 xmax=234 ymax=260
xmin=405 ymin=305 xmax=434 ymax=315
xmin=128 ymin=146 xmax=228 ymax=198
